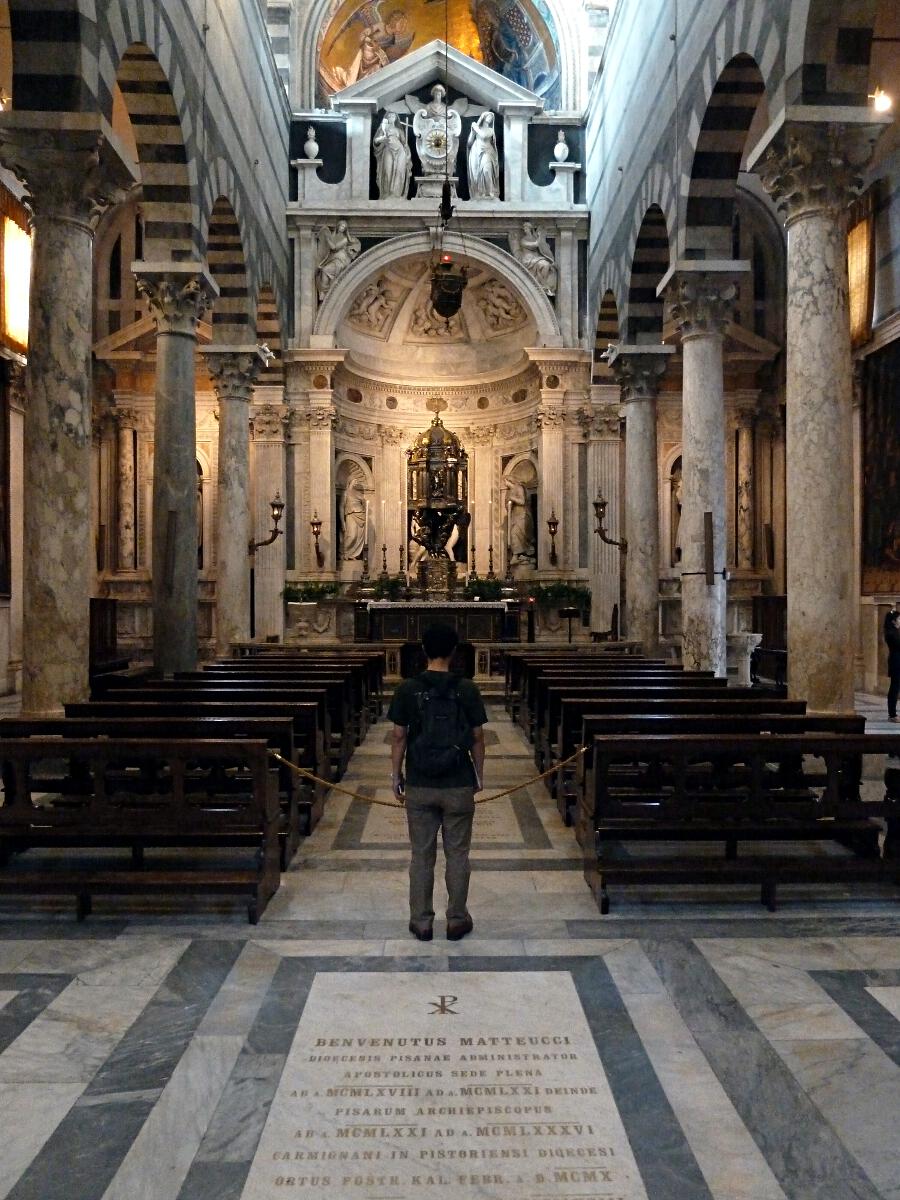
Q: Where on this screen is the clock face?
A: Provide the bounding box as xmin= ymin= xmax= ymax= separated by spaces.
xmin=427 ymin=130 xmax=447 ymax=152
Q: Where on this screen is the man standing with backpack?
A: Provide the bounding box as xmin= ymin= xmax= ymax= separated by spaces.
xmin=388 ymin=624 xmax=487 ymax=941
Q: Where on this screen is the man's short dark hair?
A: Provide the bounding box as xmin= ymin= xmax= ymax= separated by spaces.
xmin=422 ymin=623 xmax=459 ymax=660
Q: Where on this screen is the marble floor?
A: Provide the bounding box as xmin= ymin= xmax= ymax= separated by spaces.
xmin=1 ymin=698 xmax=900 ymax=1199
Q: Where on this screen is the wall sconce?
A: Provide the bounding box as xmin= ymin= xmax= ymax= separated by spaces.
xmin=309 ymin=509 xmax=324 ymax=568
xmin=546 ymin=510 xmax=559 ymax=567
xmin=869 ymin=87 xmax=893 ymax=113
xmin=593 ymin=489 xmax=627 ymax=553
xmin=250 ymin=492 xmax=285 ymax=553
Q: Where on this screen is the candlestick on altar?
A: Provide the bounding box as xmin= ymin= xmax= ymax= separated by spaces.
xmin=399 ymin=543 xmax=405 ymax=575
xmin=380 ymin=543 xmax=389 ymax=577
xmin=470 ymin=539 xmax=477 ymax=576
xmin=487 ymin=543 xmax=495 ymax=579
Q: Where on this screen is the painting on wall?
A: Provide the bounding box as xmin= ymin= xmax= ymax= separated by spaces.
xmin=316 ymin=0 xmax=560 ymax=105
xmin=862 ymin=339 xmax=900 ymax=594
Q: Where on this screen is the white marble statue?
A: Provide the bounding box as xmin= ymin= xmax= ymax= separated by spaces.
xmin=412 ymin=84 xmax=462 ymax=182
xmin=467 ymin=112 xmax=500 ymax=200
xmin=408 ymin=509 xmax=429 ymax=570
xmin=373 ymin=112 xmax=412 ymax=199
xmin=340 ymin=477 xmax=367 ymax=560
xmin=504 ymin=474 xmax=536 ymax=563
xmin=315 ymin=221 xmax=361 ymax=301
xmin=509 ymin=222 xmax=558 ymax=295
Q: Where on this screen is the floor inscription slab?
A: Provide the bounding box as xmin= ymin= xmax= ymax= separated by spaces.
xmin=242 ymin=970 xmax=646 ymax=1200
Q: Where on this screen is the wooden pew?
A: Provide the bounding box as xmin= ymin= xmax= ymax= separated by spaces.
xmin=510 ymin=655 xmax=672 ymax=723
xmin=556 ymin=697 xmax=807 ymax=830
xmin=582 ymin=732 xmax=900 ymax=913
xmin=0 ymin=714 xmax=311 ymax=866
xmin=534 ymin=673 xmax=725 ymax=755
xmin=567 ymin=711 xmax=865 ymax=830
xmin=66 ymin=700 xmax=328 ymax=828
xmin=226 ymin=647 xmax=385 ymax=720
xmin=92 ymin=682 xmax=344 ymax=776
xmin=504 ymin=652 xmax=662 ymax=718
xmin=0 ymin=737 xmax=280 ymax=923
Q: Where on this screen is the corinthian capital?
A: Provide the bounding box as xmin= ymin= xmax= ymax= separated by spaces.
xmin=748 ymin=107 xmax=891 ymax=226
xmin=607 ymin=344 xmax=674 ymax=403
xmin=203 ymin=345 xmax=271 ymax=403
xmin=0 ymin=113 xmax=139 ymax=230
xmin=660 ymin=262 xmax=748 ymax=340
xmin=134 ymin=261 xmax=219 ymax=337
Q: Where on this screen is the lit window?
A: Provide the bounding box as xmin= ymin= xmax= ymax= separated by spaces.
xmin=847 ymin=215 xmax=872 ymax=347
xmin=3 ymin=217 xmax=31 ymax=349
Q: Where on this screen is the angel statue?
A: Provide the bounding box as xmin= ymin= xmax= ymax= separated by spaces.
xmin=386 ymin=87 xmax=487 ymax=195
xmin=373 ymin=111 xmax=412 ymax=199
xmin=467 ymin=111 xmax=500 ymax=200
xmin=509 ymin=222 xmax=558 ymax=295
xmin=315 ymin=220 xmax=361 ymax=302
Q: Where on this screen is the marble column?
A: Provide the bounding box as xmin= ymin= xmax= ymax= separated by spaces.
xmin=749 ymin=109 xmax=889 ymax=709
xmin=134 ymin=263 xmax=219 ymax=675
xmin=250 ymin=404 xmax=289 ymax=641
xmin=660 ymin=263 xmax=747 ymax=675
xmin=0 ymin=114 xmax=137 ymax=713
xmin=307 ymin=399 xmax=338 ymax=573
xmin=735 ymin=402 xmax=755 ymax=571
xmin=204 ymin=347 xmax=268 ymax=655
xmin=608 ymin=345 xmax=673 ymax=654
xmin=115 ymin=407 xmax=138 ymax=571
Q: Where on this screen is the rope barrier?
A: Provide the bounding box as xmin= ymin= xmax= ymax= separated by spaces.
xmin=267 ymin=744 xmax=589 ymax=810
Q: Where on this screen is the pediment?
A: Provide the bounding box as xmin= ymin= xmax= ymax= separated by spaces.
xmin=330 ymin=39 xmax=543 ymax=113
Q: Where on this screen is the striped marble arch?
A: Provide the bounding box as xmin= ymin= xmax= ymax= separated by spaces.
xmin=208 ymin=197 xmax=253 ymax=343
xmin=116 ymin=43 xmax=196 ymax=262
xmin=684 ymin=54 xmax=767 ymax=259
xmin=625 ymin=205 xmax=670 ymax=344
xmin=593 ymin=289 xmax=619 ymax=383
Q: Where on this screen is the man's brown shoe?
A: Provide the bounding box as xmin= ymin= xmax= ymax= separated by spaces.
xmin=446 ymin=916 xmax=474 ymax=941
xmin=409 ymin=923 xmax=433 ymax=942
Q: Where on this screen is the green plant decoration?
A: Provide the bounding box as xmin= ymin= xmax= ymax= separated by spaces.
xmin=529 ymin=581 xmax=592 ymax=610
xmin=461 ymin=577 xmax=504 ymax=600
xmin=282 ymin=581 xmax=340 ymax=603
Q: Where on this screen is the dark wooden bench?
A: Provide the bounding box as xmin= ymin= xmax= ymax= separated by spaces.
xmin=510 ymin=655 xmax=672 ymax=722
xmin=504 ymin=651 xmax=660 ymax=717
xmin=583 ymin=732 xmax=900 ymax=913
xmin=565 ymin=711 xmax=866 ymax=829
xmin=0 ymin=714 xmax=311 ymax=866
xmin=226 ymin=647 xmax=385 ymax=720
xmin=535 ymin=672 xmax=725 ymax=755
xmin=66 ymin=699 xmax=328 ymax=825
xmin=0 ymin=737 xmax=280 ymax=923
xmin=90 ymin=682 xmax=344 ymax=776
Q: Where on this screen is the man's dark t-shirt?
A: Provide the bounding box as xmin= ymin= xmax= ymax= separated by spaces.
xmin=388 ymin=672 xmax=488 ymax=788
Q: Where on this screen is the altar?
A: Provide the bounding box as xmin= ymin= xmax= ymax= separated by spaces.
xmin=357 ymin=599 xmax=519 ymax=645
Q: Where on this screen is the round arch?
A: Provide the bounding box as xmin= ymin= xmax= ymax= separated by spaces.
xmin=623 ymin=205 xmax=671 ymax=344
xmin=207 ymin=193 xmax=253 ymax=343
xmin=296 ymin=0 xmax=582 ymax=110
xmin=313 ymin=231 xmax=562 ymax=346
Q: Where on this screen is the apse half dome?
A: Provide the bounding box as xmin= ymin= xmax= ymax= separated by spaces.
xmin=317 ymin=0 xmax=561 ymax=106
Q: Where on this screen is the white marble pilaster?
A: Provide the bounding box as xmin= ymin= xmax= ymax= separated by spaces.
xmin=250 ymin=404 xmax=289 ymax=641
xmin=114 ymin=407 xmax=138 ymax=572
xmin=134 ymin=262 xmax=219 ymax=675
xmin=581 ymin=400 xmax=623 ymax=635
xmin=466 ymin=426 xmax=496 ymax=578
xmin=6 ymin=363 xmax=25 ymax=694
xmin=735 ymin=402 xmax=755 ymax=571
xmin=498 ymin=103 xmax=540 ymax=201
xmin=378 ymin=425 xmax=406 ymax=574
xmin=535 ymin=398 xmax=566 ymax=572
xmin=660 ymin=262 xmax=748 ymax=676
xmin=555 ymin=225 xmax=579 ymax=345
xmin=749 ymin=107 xmax=890 ymax=708
xmin=608 ymin=345 xmax=674 ymax=654
xmin=0 ymin=113 xmax=138 ymax=713
xmin=204 ymin=346 xmax=269 ymax=655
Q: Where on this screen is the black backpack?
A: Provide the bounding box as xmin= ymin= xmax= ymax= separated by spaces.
xmin=407 ymin=674 xmax=474 ymax=778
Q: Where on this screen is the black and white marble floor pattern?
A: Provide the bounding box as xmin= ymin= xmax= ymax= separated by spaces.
xmin=0 ymin=699 xmax=899 ymax=1199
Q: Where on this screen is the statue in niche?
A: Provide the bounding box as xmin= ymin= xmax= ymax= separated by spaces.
xmin=316 ymin=221 xmax=361 ymax=301
xmin=509 ymin=222 xmax=558 ymax=295
xmin=670 ymin=459 xmax=683 ymax=565
xmin=339 ymin=476 xmax=367 ymax=560
xmin=373 ymin=112 xmax=412 ymax=199
xmin=503 ymin=472 xmax=536 ymax=564
xmin=467 ymin=112 xmax=500 ymax=200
